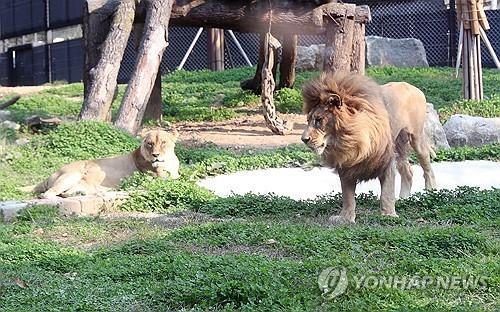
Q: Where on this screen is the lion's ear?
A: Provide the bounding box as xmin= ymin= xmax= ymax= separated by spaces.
xmin=138 ymin=128 xmax=150 ymax=138
xmin=170 ymin=128 xmax=179 ymax=142
xmin=326 ymin=94 xmax=342 ymax=108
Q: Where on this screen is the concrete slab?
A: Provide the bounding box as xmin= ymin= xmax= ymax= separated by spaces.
xmin=198 ymin=160 xmax=500 ymax=200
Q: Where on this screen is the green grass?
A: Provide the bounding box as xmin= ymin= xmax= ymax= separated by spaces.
xmin=1 ymin=121 xmax=500 ymax=202
xmin=5 ymin=66 xmax=499 ymax=123
xmin=0 ymin=188 xmax=498 ymax=311
xmin=1 ymin=67 xmax=500 ymax=310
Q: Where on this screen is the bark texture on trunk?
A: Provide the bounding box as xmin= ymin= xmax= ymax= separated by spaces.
xmin=323 ymin=4 xmax=356 ymax=73
xmin=278 ymin=34 xmax=297 ymax=89
xmin=80 ymin=0 xmax=135 ymax=121
xmin=114 ymin=0 xmax=175 ymax=134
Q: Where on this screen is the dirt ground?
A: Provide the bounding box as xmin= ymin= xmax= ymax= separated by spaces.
xmin=0 ymin=85 xmax=57 ymax=98
xmin=177 ymin=112 xmax=307 ymax=149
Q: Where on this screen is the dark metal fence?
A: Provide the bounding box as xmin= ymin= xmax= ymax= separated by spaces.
xmin=0 ymin=0 xmax=85 ymax=39
xmin=0 ymin=0 xmax=46 ymax=39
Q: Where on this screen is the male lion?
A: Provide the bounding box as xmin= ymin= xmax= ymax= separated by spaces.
xmin=301 ymin=72 xmax=436 ymax=224
xmin=22 ymin=129 xmax=180 ymax=199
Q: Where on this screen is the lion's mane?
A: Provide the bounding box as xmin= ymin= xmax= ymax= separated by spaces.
xmin=302 ymin=72 xmax=395 ymax=182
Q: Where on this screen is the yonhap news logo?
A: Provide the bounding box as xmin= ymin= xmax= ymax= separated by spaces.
xmin=318 ymin=267 xmax=488 ymax=300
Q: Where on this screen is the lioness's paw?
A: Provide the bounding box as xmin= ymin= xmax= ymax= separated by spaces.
xmin=328 ymin=215 xmax=355 ymax=226
xmin=40 ymin=191 xmax=58 ymax=199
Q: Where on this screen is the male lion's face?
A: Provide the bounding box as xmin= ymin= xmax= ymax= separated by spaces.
xmin=140 ymin=129 xmax=179 ymax=168
xmin=301 ymin=105 xmax=336 ymax=156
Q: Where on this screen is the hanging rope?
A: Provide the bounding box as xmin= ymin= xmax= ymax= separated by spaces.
xmin=260 ymin=0 xmax=293 ymax=135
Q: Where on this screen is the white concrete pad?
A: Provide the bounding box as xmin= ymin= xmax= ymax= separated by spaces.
xmin=198 ymin=161 xmax=500 ymax=200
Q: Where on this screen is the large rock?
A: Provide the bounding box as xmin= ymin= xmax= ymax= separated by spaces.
xmin=365 ymin=36 xmax=429 ymax=67
xmin=296 ymin=44 xmax=324 ymax=71
xmin=425 ymin=103 xmax=449 ymax=149
xmin=0 ymin=110 xmax=11 ymax=122
xmin=443 ymin=114 xmax=500 ymax=147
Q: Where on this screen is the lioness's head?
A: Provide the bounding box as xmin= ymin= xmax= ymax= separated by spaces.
xmin=140 ymin=129 xmax=179 ymax=167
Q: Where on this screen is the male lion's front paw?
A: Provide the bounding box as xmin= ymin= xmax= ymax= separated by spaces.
xmin=380 ymin=212 xmax=399 ymax=218
xmin=328 ymin=215 xmax=355 ymax=226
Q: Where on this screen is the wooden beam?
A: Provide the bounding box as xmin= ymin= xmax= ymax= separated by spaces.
xmin=133 ymin=1 xmax=370 ymax=35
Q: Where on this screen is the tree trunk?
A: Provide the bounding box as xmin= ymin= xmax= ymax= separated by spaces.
xmin=114 ymin=0 xmax=175 ymax=134
xmin=79 ymin=0 xmax=135 ymax=121
xmin=207 ymin=28 xmax=225 ymax=71
xmin=132 ymin=23 xmax=163 ymax=123
xmin=323 ymin=4 xmax=356 ymax=73
xmin=278 ymin=34 xmax=297 ymax=89
xmin=143 ymin=72 xmax=163 ymax=122
xmin=240 ymin=33 xmax=278 ymax=95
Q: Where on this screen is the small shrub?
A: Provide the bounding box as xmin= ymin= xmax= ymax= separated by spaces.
xmin=439 ymin=94 xmax=500 ymax=123
xmin=275 ymin=88 xmax=303 ymax=113
xmin=120 ymin=174 xmax=215 ymax=212
xmin=28 ymin=121 xmax=139 ymax=160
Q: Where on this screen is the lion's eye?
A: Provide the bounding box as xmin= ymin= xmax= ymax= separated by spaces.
xmin=147 ymin=143 xmax=153 ymax=148
xmin=314 ymin=117 xmax=322 ymax=127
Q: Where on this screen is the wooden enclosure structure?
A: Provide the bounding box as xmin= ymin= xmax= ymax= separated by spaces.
xmin=455 ymin=0 xmax=499 ymax=100
xmin=79 ymin=0 xmax=371 ymax=135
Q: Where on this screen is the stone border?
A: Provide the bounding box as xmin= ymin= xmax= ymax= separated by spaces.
xmin=0 ymin=191 xmax=129 ymax=222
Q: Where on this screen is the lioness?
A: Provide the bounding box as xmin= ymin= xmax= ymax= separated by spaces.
xmin=301 ymin=72 xmax=436 ymax=224
xmin=23 ymin=129 xmax=180 ymax=199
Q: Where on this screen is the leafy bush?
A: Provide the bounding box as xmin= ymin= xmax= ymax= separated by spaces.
xmin=275 ymin=88 xmax=302 ymax=113
xmin=439 ymin=94 xmax=500 ymax=122
xmin=28 ymin=121 xmax=139 ymax=160
xmin=120 ymin=173 xmax=215 ymax=212
xmin=432 ymin=144 xmax=500 ymax=162
xmin=8 ymin=94 xmax=81 ymax=122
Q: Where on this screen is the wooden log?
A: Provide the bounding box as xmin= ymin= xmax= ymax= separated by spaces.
xmin=79 ymin=0 xmax=136 ymax=121
xmin=0 ymin=95 xmax=20 ymax=110
xmin=114 ymin=0 xmax=175 ymax=134
xmin=323 ymin=4 xmax=356 ymax=72
xmin=476 ymin=35 xmax=483 ymax=100
xmin=278 ymin=34 xmax=297 ymax=89
xmin=132 ymin=1 xmax=370 ymax=35
xmin=462 ymin=29 xmax=470 ymax=99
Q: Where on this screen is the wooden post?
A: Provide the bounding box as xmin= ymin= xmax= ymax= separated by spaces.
xmin=207 ymin=28 xmax=224 ymax=71
xmin=323 ymin=4 xmax=356 ymax=73
xmin=278 ymin=34 xmax=297 ymax=89
xmin=458 ymin=0 xmax=486 ymax=100
xmin=114 ymin=0 xmax=175 ymax=134
xmin=350 ymin=22 xmax=366 ymax=74
xmin=79 ymin=0 xmax=136 ymax=121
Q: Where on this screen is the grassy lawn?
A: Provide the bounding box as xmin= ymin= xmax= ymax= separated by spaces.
xmin=3 ymin=66 xmax=499 ymax=124
xmin=0 ymin=66 xmax=499 ymax=310
xmin=1 ymin=187 xmax=498 ymax=310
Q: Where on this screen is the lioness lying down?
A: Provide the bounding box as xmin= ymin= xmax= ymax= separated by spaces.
xmin=301 ymin=72 xmax=436 ymax=224
xmin=23 ymin=129 xmax=180 ymax=199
